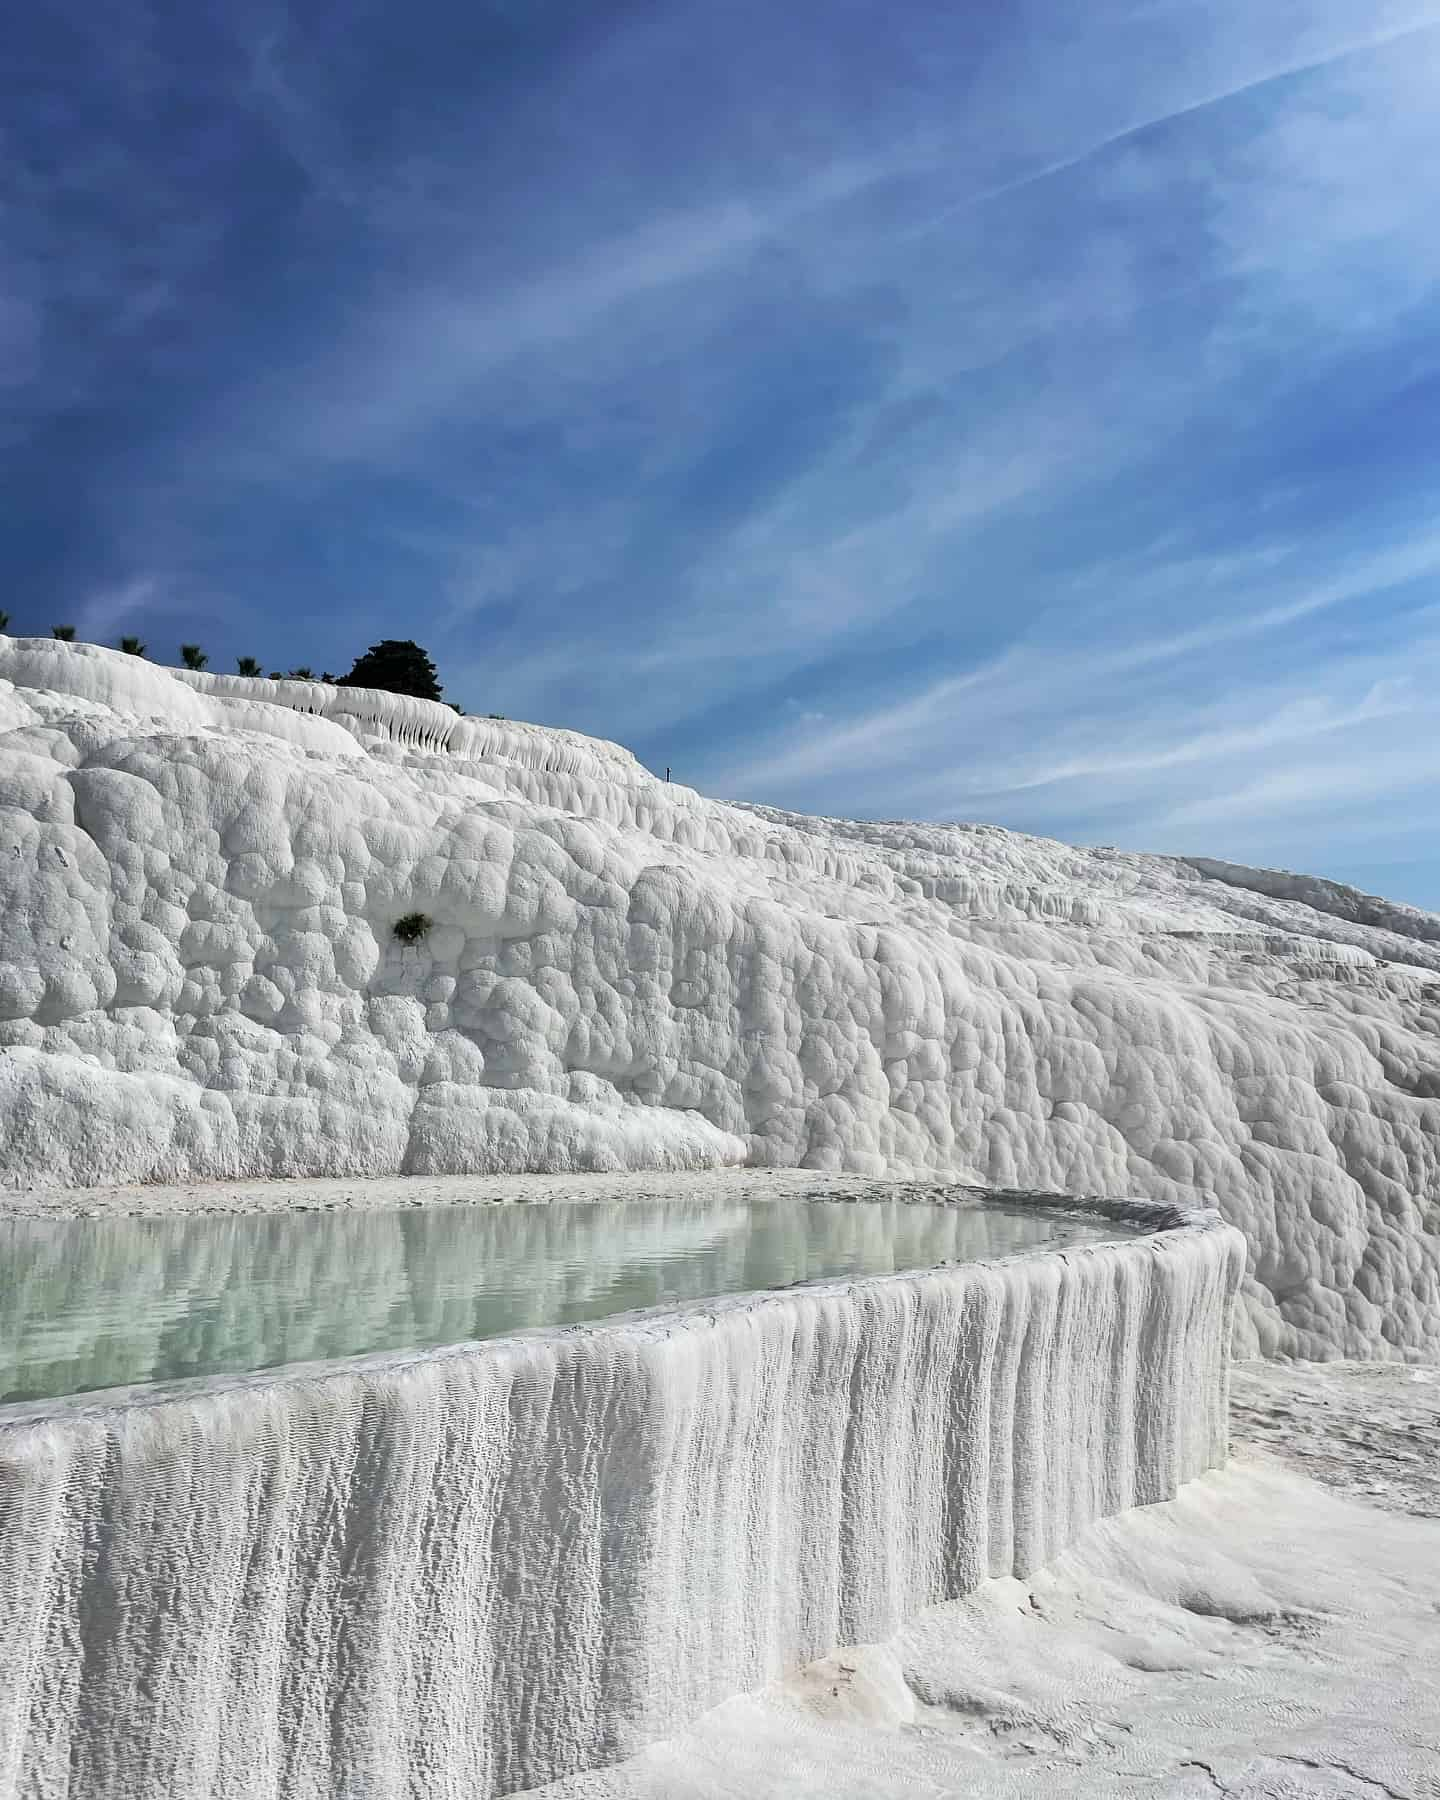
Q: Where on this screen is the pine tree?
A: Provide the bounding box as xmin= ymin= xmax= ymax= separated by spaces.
xmin=336 ymin=640 xmax=442 ymax=702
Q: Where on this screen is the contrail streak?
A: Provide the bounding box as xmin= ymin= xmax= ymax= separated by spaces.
xmin=966 ymin=14 xmax=1440 ymax=210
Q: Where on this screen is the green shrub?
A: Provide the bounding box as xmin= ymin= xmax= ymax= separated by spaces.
xmin=337 ymin=640 xmax=442 ymax=701
xmin=392 ymin=912 xmax=433 ymax=946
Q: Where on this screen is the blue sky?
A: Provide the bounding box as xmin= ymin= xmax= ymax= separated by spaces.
xmin=6 ymin=2 xmax=1440 ymax=906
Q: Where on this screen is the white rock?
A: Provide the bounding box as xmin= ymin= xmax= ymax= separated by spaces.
xmin=0 ymin=1207 xmax=1239 ymax=1799
xmin=1 ymin=639 xmax=1438 ymax=1357
xmin=528 ymin=1453 xmax=1440 ymax=1800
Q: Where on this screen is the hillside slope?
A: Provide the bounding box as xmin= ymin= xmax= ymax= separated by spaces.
xmin=1 ymin=638 xmax=1437 ymax=1357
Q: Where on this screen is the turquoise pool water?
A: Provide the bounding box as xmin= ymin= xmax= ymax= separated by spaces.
xmin=0 ymin=1194 xmax=1136 ymax=1404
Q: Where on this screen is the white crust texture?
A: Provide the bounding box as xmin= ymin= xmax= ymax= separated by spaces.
xmin=0 ymin=1203 xmax=1241 ymax=1800
xmin=1 ymin=639 xmax=1437 ymax=1357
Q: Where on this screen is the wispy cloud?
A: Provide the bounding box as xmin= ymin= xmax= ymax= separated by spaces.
xmin=701 ymin=535 xmax=1440 ymax=870
xmin=7 ymin=0 xmax=1440 ymax=898
xmin=400 ymin=13 xmax=1440 ymax=755
xmin=229 ymin=139 xmax=936 ymax=474
xmin=74 ymin=575 xmax=172 ymax=646
xmin=969 ymin=11 xmax=1440 ymax=212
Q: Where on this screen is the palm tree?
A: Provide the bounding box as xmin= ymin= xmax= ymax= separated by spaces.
xmin=236 ymin=656 xmax=262 ymax=677
xmin=287 ymin=666 xmax=316 ymax=681
xmin=118 ymin=636 xmax=147 ymax=656
xmin=52 ymin=624 xmax=76 ymax=642
xmin=180 ymin=644 xmax=208 ymax=670
xmin=0 ymin=611 xmax=10 ymax=633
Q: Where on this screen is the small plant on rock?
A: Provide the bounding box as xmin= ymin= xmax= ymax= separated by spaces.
xmin=392 ymin=912 xmax=433 ymax=946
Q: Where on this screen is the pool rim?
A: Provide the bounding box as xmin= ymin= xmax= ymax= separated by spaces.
xmin=0 ymin=1190 xmax=1232 ymax=1426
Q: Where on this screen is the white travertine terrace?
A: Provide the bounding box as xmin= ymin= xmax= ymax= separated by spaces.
xmin=0 ymin=639 xmax=1437 ymax=1357
xmin=0 ymin=1200 xmax=1241 ymax=1800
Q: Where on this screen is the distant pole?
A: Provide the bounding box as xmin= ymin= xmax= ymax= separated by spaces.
xmin=665 ymin=766 xmax=670 ymax=782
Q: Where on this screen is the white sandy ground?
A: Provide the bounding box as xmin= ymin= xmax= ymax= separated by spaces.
xmin=1229 ymin=1359 xmax=1440 ymax=1521
xmin=516 ymin=1358 xmax=1440 ymax=1800
xmin=523 ymin=1434 xmax=1440 ymax=1800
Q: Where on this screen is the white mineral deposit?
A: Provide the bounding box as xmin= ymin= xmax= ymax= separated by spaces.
xmin=2 ymin=640 xmax=1436 ymax=1358
xmin=0 ymin=642 xmax=1436 ymax=1798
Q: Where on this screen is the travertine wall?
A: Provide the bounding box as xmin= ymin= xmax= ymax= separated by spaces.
xmin=0 ymin=1203 xmax=1242 ymax=1800
xmin=1 ymin=639 xmax=1436 ymax=1356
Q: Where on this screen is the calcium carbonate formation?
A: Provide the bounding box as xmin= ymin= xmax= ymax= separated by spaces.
xmin=0 ymin=638 xmax=1437 ymax=1357
xmin=0 ymin=1204 xmax=1242 ymax=1800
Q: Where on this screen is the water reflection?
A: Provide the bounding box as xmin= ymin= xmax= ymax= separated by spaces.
xmin=0 ymin=1196 xmax=1132 ymax=1403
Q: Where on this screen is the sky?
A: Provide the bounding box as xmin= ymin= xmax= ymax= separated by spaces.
xmin=5 ymin=1 xmax=1440 ymax=907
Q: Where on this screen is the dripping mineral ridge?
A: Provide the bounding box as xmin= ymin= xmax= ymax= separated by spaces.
xmin=0 ymin=637 xmax=1436 ymax=1799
